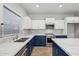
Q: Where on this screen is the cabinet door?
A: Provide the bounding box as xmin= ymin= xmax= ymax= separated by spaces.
xmin=31 ymin=20 xmax=45 ymax=29
xmin=34 ymin=36 xmax=46 ymax=46
xmin=22 ymin=16 xmax=31 ymax=29
xmin=29 ymin=40 xmax=34 ymax=55
xmin=46 ymin=18 xmax=55 ymax=24
xmin=34 ymin=36 xmax=41 ymax=46
xmin=66 ymin=17 xmax=79 ymax=23
xmin=26 ymin=43 xmax=29 ymax=56
xmin=26 ymin=39 xmax=34 ymax=56
xmin=55 ymin=20 xmax=64 ymax=29
xmin=31 ymin=20 xmax=39 ymax=29
xmin=53 ymin=43 xmax=59 ymax=56
xmin=41 ymin=36 xmax=46 ymax=46
xmin=53 ymin=42 xmax=68 ymax=56
xmin=38 ymin=20 xmax=45 ymax=29
xmin=28 ymin=45 xmax=32 ymax=56
xmin=31 ymin=36 xmax=35 ymax=46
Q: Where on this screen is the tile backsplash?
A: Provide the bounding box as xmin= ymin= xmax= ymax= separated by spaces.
xmin=0 ymin=34 xmax=16 ymax=44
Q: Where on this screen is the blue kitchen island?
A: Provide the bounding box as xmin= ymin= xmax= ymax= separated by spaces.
xmin=52 ymin=38 xmax=79 ymax=56
xmin=26 ymin=35 xmax=46 ymax=56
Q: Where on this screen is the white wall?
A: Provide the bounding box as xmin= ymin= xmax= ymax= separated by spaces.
xmin=29 ymin=14 xmax=75 ymax=20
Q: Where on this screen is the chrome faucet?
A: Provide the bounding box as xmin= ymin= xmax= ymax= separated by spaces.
xmin=15 ymin=34 xmax=18 ymax=39
xmin=12 ymin=34 xmax=19 ymax=41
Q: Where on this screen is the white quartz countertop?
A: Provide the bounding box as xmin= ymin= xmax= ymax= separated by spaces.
xmin=0 ymin=34 xmax=45 ymax=56
xmin=0 ymin=35 xmax=34 ymax=56
xmin=0 ymin=42 xmax=25 ymax=56
xmin=52 ymin=38 xmax=79 ymax=56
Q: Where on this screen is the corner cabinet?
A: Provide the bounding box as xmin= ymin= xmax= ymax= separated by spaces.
xmin=55 ymin=20 xmax=64 ymax=29
xmin=21 ymin=16 xmax=31 ymax=29
xmin=31 ymin=20 xmax=45 ymax=29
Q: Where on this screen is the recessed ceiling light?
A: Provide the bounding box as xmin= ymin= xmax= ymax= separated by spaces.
xmin=59 ymin=5 xmax=63 ymax=8
xmin=36 ymin=5 xmax=40 ymax=8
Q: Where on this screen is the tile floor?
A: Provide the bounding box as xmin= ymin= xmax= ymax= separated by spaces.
xmin=31 ymin=43 xmax=52 ymax=56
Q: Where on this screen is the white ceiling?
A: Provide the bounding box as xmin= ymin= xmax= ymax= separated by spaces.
xmin=20 ymin=3 xmax=79 ymax=14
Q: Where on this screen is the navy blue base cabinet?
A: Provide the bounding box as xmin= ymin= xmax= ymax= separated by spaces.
xmin=33 ymin=35 xmax=46 ymax=46
xmin=53 ymin=42 xmax=68 ymax=56
xmin=26 ymin=37 xmax=35 ymax=56
xmin=26 ymin=35 xmax=46 ymax=56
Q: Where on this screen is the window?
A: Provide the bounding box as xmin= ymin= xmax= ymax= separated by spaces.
xmin=3 ymin=6 xmax=21 ymax=36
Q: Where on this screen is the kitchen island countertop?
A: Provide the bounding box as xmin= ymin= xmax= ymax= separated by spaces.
xmin=52 ymin=38 xmax=79 ymax=56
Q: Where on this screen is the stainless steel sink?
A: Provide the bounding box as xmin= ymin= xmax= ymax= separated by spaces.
xmin=14 ymin=38 xmax=29 ymax=42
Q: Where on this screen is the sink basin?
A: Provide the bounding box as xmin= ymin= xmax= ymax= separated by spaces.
xmin=15 ymin=38 xmax=29 ymax=42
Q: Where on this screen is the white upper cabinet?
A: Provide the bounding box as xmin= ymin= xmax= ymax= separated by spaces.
xmin=21 ymin=16 xmax=31 ymax=29
xmin=31 ymin=20 xmax=45 ymax=29
xmin=45 ymin=18 xmax=55 ymax=25
xmin=65 ymin=17 xmax=79 ymax=23
xmin=55 ymin=20 xmax=64 ymax=29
